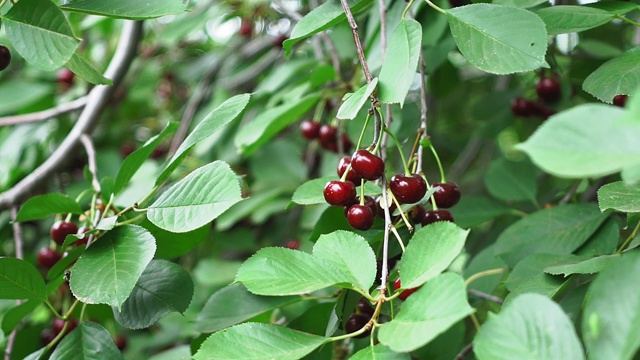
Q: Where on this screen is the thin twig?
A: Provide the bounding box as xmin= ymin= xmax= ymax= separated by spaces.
xmin=416 ymin=54 xmax=428 ymax=172
xmin=5 ymin=206 xmax=23 ymax=360
xmin=79 ymin=134 xmax=101 ymax=194
xmin=0 ymin=21 xmax=144 ymax=211
xmin=468 ymin=289 xmax=504 ymax=304
xmin=0 ymin=96 xmax=88 ymax=127
xmin=339 ymin=0 xmax=374 ymax=83
xmin=455 ymin=343 xmax=474 ymax=360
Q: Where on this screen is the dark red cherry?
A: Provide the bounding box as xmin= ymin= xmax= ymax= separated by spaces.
xmin=409 ymin=205 xmax=427 ymax=224
xmin=57 ymin=68 xmax=75 ymax=86
xmin=394 ymin=278 xmax=419 ymax=301
xmin=341 ymin=134 xmax=353 ymax=153
xmin=114 ymin=335 xmax=128 ymax=351
xmin=510 ymin=97 xmax=536 ymax=117
xmin=273 ymin=35 xmax=288 ymax=48
xmin=37 ymin=248 xmax=62 ymax=269
xmin=362 ymin=196 xmax=377 ymax=216
xmin=376 ymin=196 xmax=397 ymax=218
xmin=50 ymin=220 xmax=79 ymax=246
xmin=431 ymin=182 xmax=461 ymax=209
xmin=351 ymin=150 xmax=385 ymax=180
xmin=239 ymin=19 xmax=253 ymax=37
xmin=318 ymin=125 xmax=337 ymax=145
xmin=337 ymin=156 xmax=362 ymax=184
xmin=421 ymin=209 xmax=454 ymax=226
xmin=40 ymin=329 xmax=56 ymax=345
xmin=536 ymin=77 xmax=561 ymax=102
xmin=613 ymin=95 xmax=628 ymax=107
xmin=74 ymin=227 xmax=91 ymax=246
xmin=347 ymin=204 xmax=374 ymax=231
xmin=52 ymin=318 xmax=78 ymax=336
xmin=345 ymin=314 xmax=371 ymax=338
xmin=357 ymin=298 xmax=374 ymax=316
xmin=0 ymin=45 xmax=11 ymax=71
xmin=284 ymin=239 xmax=300 ymax=250
xmin=300 ymin=120 xmax=321 ymax=140
xmin=323 ymin=180 xmax=356 ymax=206
xmin=390 ymin=174 xmax=427 ymax=204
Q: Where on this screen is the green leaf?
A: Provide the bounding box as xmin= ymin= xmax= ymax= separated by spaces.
xmin=492 ymin=0 xmax=548 ymax=7
xmin=114 ymin=122 xmax=178 ymax=195
xmin=69 ymin=225 xmax=156 ymax=309
xmin=141 ymin=219 xmax=209 ymax=259
xmin=0 ymin=258 xmax=46 ymax=300
xmin=494 ymin=204 xmax=607 ymax=267
xmin=195 ymin=284 xmax=300 ymax=333
xmin=336 ymin=78 xmax=378 ymax=120
xmin=2 ymin=0 xmax=79 ymax=71
xmin=474 ymin=293 xmax=585 ymax=360
xmin=400 ymin=222 xmax=469 ymax=289
xmin=447 ymin=4 xmax=548 ymax=74
xmin=194 ymin=323 xmax=327 ymax=360
xmin=378 ymin=273 xmax=474 ymax=352
xmin=536 ymin=6 xmax=614 ymax=35
xmin=2 ymin=299 xmax=40 ymax=335
xmin=15 ymin=193 xmax=83 ymax=222
xmin=516 ymin=104 xmax=639 ymax=178
xmin=50 ymin=322 xmax=123 ymax=360
xmin=158 ymin=93 xmax=250 ymax=185
xmin=236 ymin=230 xmax=376 ymax=295
xmin=148 ymin=161 xmax=243 ymax=233
xmin=583 ymin=48 xmax=640 ymax=103
xmin=448 ymin=195 xmax=512 ymax=228
xmin=586 ymin=1 xmax=639 ymax=15
xmin=378 ymin=19 xmax=422 ymax=105
xmin=505 ymin=254 xmax=573 ymax=299
xmin=583 ymin=253 xmax=640 ymax=360
xmin=61 ymin=0 xmax=187 ymax=20
xmin=64 ymin=52 xmax=112 ymax=85
xmin=544 ymin=254 xmax=620 ymax=277
xmin=598 ymin=181 xmax=640 ymax=213
xmin=113 ymin=260 xmax=193 ymax=329
xmin=484 ymin=158 xmax=537 ymax=202
xmin=283 ymin=0 xmax=373 ymax=57
xmin=350 ymin=344 xmax=410 ymax=360
xmin=234 ymin=94 xmax=320 ymax=156
xmin=290 ymin=177 xmax=381 ymax=206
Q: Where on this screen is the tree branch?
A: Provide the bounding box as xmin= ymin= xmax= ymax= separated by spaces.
xmin=0 ymin=21 xmax=144 ymax=211
xmin=0 ymin=96 xmax=88 ymax=127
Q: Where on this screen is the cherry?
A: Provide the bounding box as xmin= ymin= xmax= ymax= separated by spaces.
xmin=300 ymin=120 xmax=321 ymax=140
xmin=340 ymin=134 xmax=353 ymax=153
xmin=284 ymin=239 xmax=300 ymax=250
xmin=345 ymin=314 xmax=371 ymax=338
xmin=120 ymin=143 xmax=136 ymax=158
xmin=390 ymin=174 xmax=427 ymax=204
xmin=351 ymin=150 xmax=385 ymax=180
xmin=75 ymin=227 xmax=91 ymax=246
xmin=394 ymin=278 xmax=419 ymax=301
xmin=323 ymin=180 xmax=356 ymax=206
xmin=239 ymin=19 xmax=253 ymax=37
xmin=376 ymin=196 xmax=397 ymax=218
xmin=273 ymin=35 xmax=288 ymax=48
xmin=37 ymin=248 xmax=62 ymax=269
xmin=318 ymin=124 xmax=337 ymax=145
xmin=421 ymin=209 xmax=454 ymax=226
xmin=114 ymin=335 xmax=128 ymax=351
xmin=362 ymin=196 xmax=377 ymax=216
xmin=151 ymin=144 xmax=168 ymax=159
xmin=613 ymin=94 xmax=628 ymax=107
xmin=409 ymin=205 xmax=427 ymax=224
xmin=347 ymin=204 xmax=375 ymax=231
xmin=0 ymin=45 xmax=11 ymax=71
xmin=431 ymin=182 xmax=461 ymax=208
xmin=510 ymin=97 xmax=536 ymax=117
xmin=357 ymin=298 xmax=374 ymax=316
xmin=57 ymin=68 xmax=75 ymax=86
xmin=50 ymin=220 xmax=79 ymax=246
xmin=536 ymin=77 xmax=561 ymax=102
xmin=40 ymin=329 xmax=56 ymax=345
xmin=337 ymin=156 xmax=362 ymax=184
xmin=52 ymin=318 xmax=78 ymax=336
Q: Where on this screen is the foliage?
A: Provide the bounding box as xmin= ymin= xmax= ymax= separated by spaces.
xmin=0 ymin=0 xmax=639 ymax=359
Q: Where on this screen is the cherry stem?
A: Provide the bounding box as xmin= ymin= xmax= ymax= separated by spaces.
xmin=401 ymin=0 xmax=416 ymax=19
xmin=359 ymin=180 xmax=366 ymax=205
xmin=44 ymin=300 xmax=63 ymax=319
xmin=389 ymin=225 xmax=407 ymax=252
xmin=382 ymin=125 xmax=410 ymax=175
xmin=616 ymin=220 xmax=640 ymax=254
xmin=355 ymin=111 xmax=372 ymax=151
xmin=424 ymin=0 xmax=446 ymax=14
xmin=390 ymin=193 xmax=413 ymax=233
xmin=312 ymin=100 xmax=325 ymax=122
xmin=379 ymin=177 xmax=393 ymax=290
xmin=372 ymin=109 xmax=384 ymax=154
xmin=465 ymin=268 xmax=505 ymax=287
xmin=428 ymin=144 xmax=446 ymax=183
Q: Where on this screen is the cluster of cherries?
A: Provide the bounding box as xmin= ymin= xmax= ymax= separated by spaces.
xmin=300 ymin=120 xmax=353 ymax=153
xmin=510 ymin=76 xmax=561 ymax=119
xmin=37 ymin=219 xmax=90 ymax=270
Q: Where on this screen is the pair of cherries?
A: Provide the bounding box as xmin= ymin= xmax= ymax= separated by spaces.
xmin=37 ymin=221 xmax=90 ymax=269
xmin=301 ymin=120 xmax=352 ymax=153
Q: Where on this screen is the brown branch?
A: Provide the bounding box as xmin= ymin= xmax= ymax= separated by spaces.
xmin=0 ymin=21 xmax=144 ymax=211
xmin=79 ymin=134 xmax=101 ymax=194
xmin=339 ymin=0 xmax=374 ymax=83
xmin=0 ymin=96 xmax=88 ymax=127
xmin=416 ymin=54 xmax=428 ymax=172
xmin=455 ymin=343 xmax=474 ymax=360
xmin=468 ymin=289 xmax=504 ymax=304
xmin=4 ymin=206 xmax=23 ymax=360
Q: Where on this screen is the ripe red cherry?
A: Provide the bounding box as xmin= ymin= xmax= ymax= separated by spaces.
xmin=347 ymin=204 xmax=375 ymax=231
xmin=284 ymin=239 xmax=300 ymax=250
xmin=75 ymin=227 xmax=91 ymax=246
xmin=337 ymin=156 xmax=362 ymax=184
xmin=613 ymin=94 xmax=628 ymax=107
xmin=510 ymin=97 xmax=536 ymax=117
xmin=431 ymin=182 xmax=461 ymax=208
xmin=114 ymin=335 xmax=128 ymax=351
xmin=323 ymin=180 xmax=356 ymax=206
xmin=37 ymin=248 xmax=62 ymax=269
xmin=351 ymin=150 xmax=385 ymax=180
xmin=394 ymin=278 xmax=419 ymax=301
xmin=410 ymin=205 xmax=427 ymax=224
xmin=300 ymin=120 xmax=321 ymax=140
xmin=52 ymin=318 xmax=78 ymax=336
xmin=345 ymin=314 xmax=371 ymax=338
xmin=40 ymin=329 xmax=56 ymax=345
xmin=536 ymin=77 xmax=561 ymax=102
xmin=0 ymin=45 xmax=11 ymax=71
xmin=390 ymin=174 xmax=427 ymax=204
xmin=239 ymin=19 xmax=253 ymax=37
xmin=318 ymin=124 xmax=337 ymax=145
xmin=57 ymin=68 xmax=75 ymax=86
xmin=357 ymin=298 xmax=374 ymax=315
xmin=421 ymin=209 xmax=454 ymax=226
xmin=50 ymin=220 xmax=79 ymax=246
